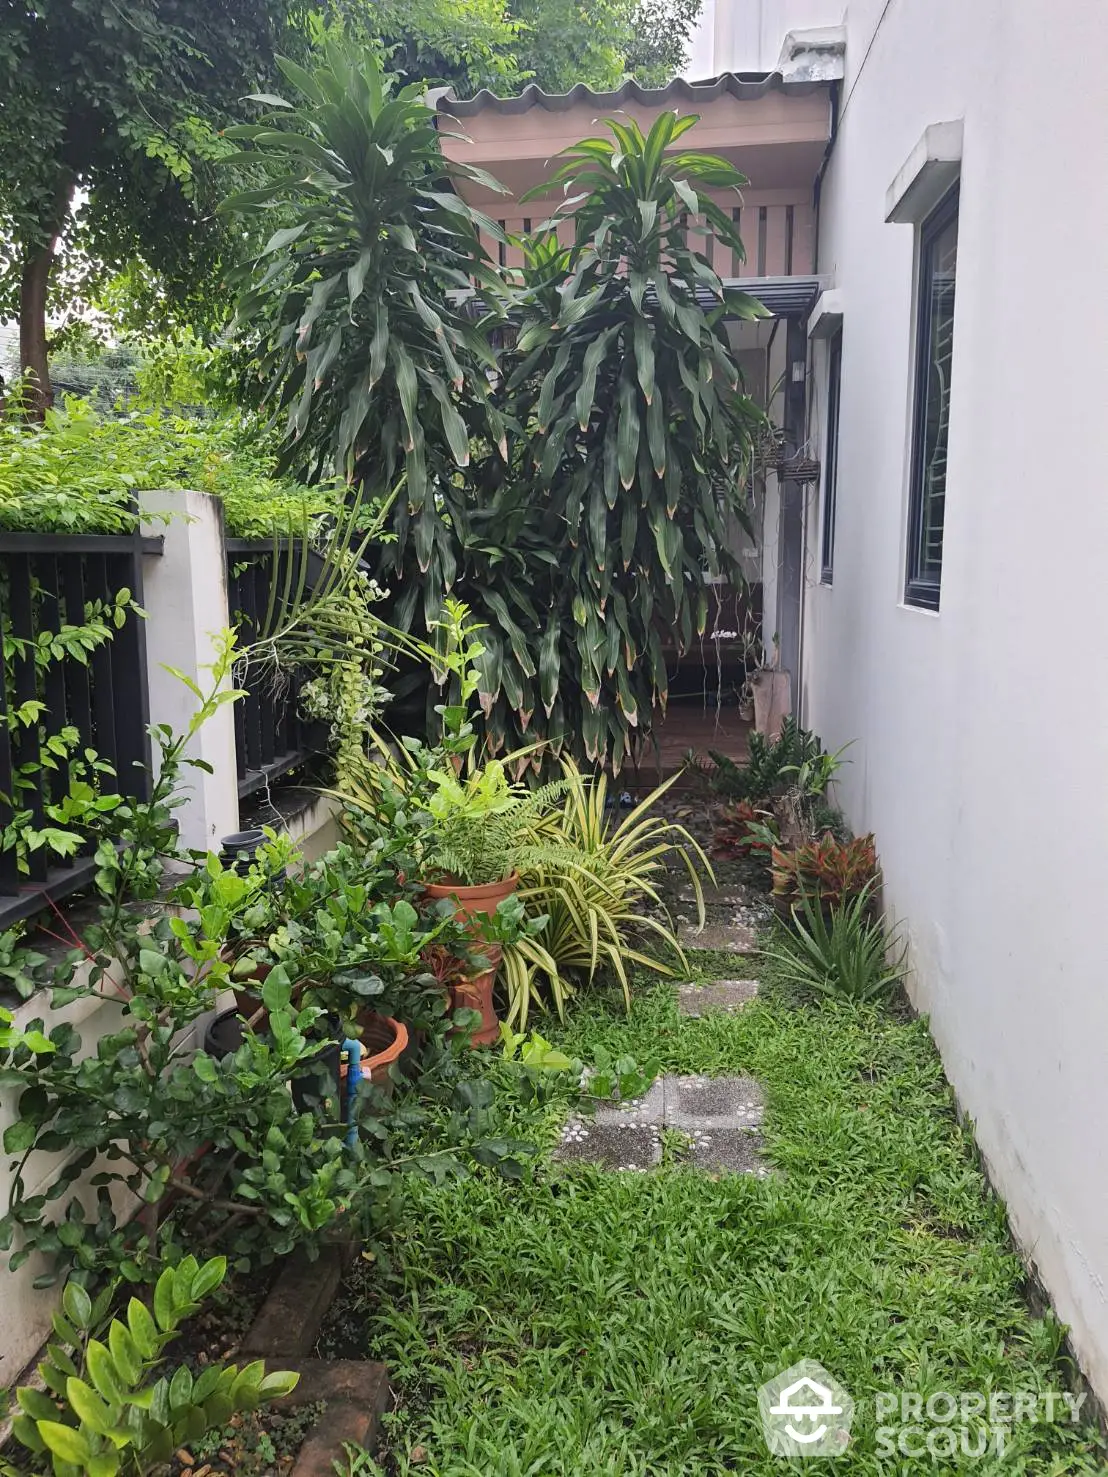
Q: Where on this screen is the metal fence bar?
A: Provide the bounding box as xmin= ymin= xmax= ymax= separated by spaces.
xmin=225 ymin=540 xmax=318 ymax=800
xmin=0 ymin=531 xmax=160 ymax=927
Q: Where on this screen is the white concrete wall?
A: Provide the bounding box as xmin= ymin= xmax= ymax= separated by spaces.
xmin=799 ymin=0 xmax=1108 ymax=1399
xmin=688 ymin=0 xmax=843 ymax=76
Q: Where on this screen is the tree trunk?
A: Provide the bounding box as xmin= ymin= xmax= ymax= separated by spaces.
xmin=18 ymin=177 xmax=74 ymax=419
xmin=19 ymin=246 xmax=54 ymax=416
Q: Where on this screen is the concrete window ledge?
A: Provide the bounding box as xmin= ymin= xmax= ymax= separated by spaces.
xmin=885 ymin=121 xmax=963 ymax=224
xmin=808 ymin=287 xmax=844 ymax=340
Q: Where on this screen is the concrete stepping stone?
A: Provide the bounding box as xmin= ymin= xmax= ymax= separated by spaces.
xmin=677 ymin=921 xmax=758 ymax=953
xmin=553 ymin=1119 xmax=662 ymax=1171
xmin=663 ymin=1074 xmax=764 ymax=1131
xmin=591 ymin=1077 xmax=666 ymax=1126
xmin=677 ymin=980 xmax=759 ymax=1017
xmin=553 ymin=1073 xmax=769 ymax=1176
xmin=686 ymin=1128 xmax=770 ymax=1176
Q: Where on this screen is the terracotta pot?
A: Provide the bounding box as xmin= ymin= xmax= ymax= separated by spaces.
xmin=353 ymin=1011 xmax=409 ymax=1088
xmin=448 ymin=948 xmax=502 ymax=1047
xmin=423 ymin=872 xmax=519 ymax=924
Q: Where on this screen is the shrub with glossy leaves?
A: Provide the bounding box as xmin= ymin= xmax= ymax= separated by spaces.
xmin=9 ymin=1256 xmax=298 ymax=1477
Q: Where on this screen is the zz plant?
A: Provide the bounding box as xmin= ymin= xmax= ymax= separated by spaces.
xmin=6 ymin=1256 xmax=297 ymax=1476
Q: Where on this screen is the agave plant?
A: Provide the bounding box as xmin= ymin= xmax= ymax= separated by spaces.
xmin=500 ymin=761 xmax=713 ymax=1028
xmin=767 ymin=884 xmax=907 ymax=1003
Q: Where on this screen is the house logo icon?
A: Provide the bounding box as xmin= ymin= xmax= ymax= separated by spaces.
xmin=758 ymin=1360 xmax=854 ymax=1457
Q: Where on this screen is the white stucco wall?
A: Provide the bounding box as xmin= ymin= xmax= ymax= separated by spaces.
xmin=688 ymin=0 xmax=843 ymax=77
xmin=800 ymin=0 xmax=1108 ymax=1399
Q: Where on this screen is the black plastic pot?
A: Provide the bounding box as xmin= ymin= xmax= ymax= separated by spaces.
xmin=220 ymin=829 xmax=269 ymax=872
xmin=203 ymin=1007 xmax=343 ymax=1114
xmin=204 ymin=1006 xmax=247 ymax=1058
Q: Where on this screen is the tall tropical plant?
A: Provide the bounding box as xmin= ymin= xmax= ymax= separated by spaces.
xmin=478 ymin=113 xmax=768 ymax=766
xmin=222 ymin=42 xmax=509 ymax=608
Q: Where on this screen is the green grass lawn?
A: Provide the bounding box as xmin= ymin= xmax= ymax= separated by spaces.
xmin=329 ymin=952 xmax=1105 ymax=1475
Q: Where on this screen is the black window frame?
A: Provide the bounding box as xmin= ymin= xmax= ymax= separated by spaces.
xmin=820 ymin=328 xmax=842 ymax=583
xmin=905 ymin=185 xmax=959 ymax=610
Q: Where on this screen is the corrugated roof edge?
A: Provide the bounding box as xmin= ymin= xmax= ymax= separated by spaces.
xmin=436 ymin=70 xmax=828 ymax=119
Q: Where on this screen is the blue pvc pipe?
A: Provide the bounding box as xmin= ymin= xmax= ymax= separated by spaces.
xmin=341 ymin=1037 xmax=362 ymax=1147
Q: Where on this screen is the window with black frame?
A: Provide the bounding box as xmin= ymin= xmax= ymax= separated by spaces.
xmin=821 ymin=329 xmax=842 ymax=583
xmin=906 ymin=186 xmax=959 ymax=609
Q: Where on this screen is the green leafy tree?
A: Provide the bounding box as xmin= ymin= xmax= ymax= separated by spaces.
xmin=334 ymin=0 xmax=703 ymax=97
xmin=625 ymin=0 xmax=705 ymax=85
xmin=0 ymin=0 xmax=305 ymax=409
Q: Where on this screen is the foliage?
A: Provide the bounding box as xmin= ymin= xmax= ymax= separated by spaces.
xmin=623 ymin=0 xmax=704 ymax=84
xmin=1 ymin=582 xmax=136 ymax=876
xmin=498 ymin=1023 xmax=659 ymax=1111
xmin=707 ymin=719 xmax=828 ymax=804
xmin=770 ymin=833 xmax=879 ymax=911
xmin=501 ymin=762 xmax=711 ymax=1026
xmin=320 ymin=978 xmax=1105 ymax=1474
xmin=223 ymin=42 xmax=507 ymax=607
xmin=225 ymin=59 xmax=766 ymax=770
xmin=710 ymin=800 xmax=779 ymax=862
xmin=0 ymin=397 xmax=341 ymax=537
xmin=421 ymin=763 xmax=568 ymax=886
xmin=0 ymin=640 xmax=543 ymax=1288
xmin=470 ymin=114 xmax=765 ymax=767
xmin=332 ymin=602 xmax=565 ymax=887
xmin=0 ymin=0 xmax=306 ymax=401
xmin=336 ymin=0 xmax=703 ymax=97
xmin=0 ymin=928 xmax=47 ymax=1002
xmin=7 ymin=1257 xmax=298 ymax=1477
xmin=767 ymin=884 xmax=908 ymax=1003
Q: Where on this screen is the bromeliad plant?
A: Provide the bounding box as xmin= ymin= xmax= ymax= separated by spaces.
xmin=7 ymin=1257 xmax=298 ymax=1477
xmin=711 ymin=800 xmax=779 ymax=863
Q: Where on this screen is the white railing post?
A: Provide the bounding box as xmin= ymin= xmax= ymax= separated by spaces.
xmin=139 ymin=490 xmax=240 ymax=854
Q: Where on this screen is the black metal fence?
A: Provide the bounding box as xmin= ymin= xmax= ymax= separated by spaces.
xmin=0 ymin=531 xmax=161 ymax=927
xmin=225 ymin=540 xmax=317 ymax=800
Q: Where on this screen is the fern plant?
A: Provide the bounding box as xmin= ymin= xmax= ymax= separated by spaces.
xmin=500 ymin=762 xmax=713 ymax=1027
xmin=767 ymin=884 xmax=907 ymax=1003
xmin=423 ymin=762 xmax=568 ymax=885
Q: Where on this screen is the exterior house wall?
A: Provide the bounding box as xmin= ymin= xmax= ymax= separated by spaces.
xmin=796 ymin=0 xmax=1108 ymax=1398
xmin=688 ymin=0 xmax=844 ymax=76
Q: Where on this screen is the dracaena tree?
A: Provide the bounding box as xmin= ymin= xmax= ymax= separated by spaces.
xmin=475 ymin=112 xmax=767 ymax=765
xmin=226 ymin=54 xmax=765 ymax=770
xmin=223 ymin=42 xmax=510 ymax=606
